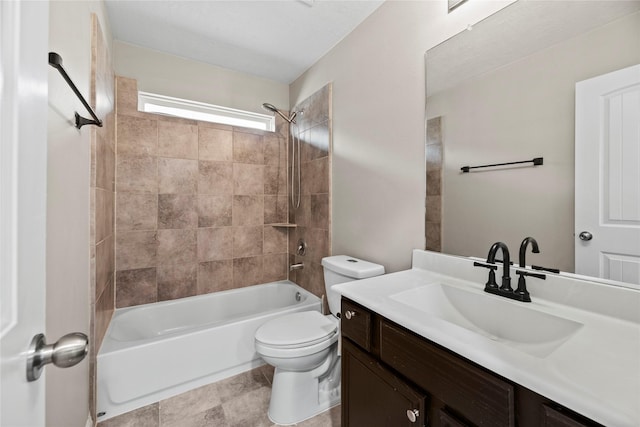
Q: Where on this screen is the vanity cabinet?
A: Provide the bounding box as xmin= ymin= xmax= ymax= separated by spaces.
xmin=341 ymin=298 xmax=602 ymax=427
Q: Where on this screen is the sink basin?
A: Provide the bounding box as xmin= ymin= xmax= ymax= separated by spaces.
xmin=390 ymin=282 xmax=583 ymax=357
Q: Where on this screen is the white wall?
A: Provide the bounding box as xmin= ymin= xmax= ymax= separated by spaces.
xmin=290 ymin=0 xmax=514 ymax=273
xmin=429 ymin=12 xmax=640 ymax=272
xmin=113 ymin=41 xmax=289 ymax=115
xmin=47 ymin=1 xmax=112 ymax=426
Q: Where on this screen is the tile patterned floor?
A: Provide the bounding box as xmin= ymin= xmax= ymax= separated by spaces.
xmin=97 ymin=365 xmax=341 ymax=427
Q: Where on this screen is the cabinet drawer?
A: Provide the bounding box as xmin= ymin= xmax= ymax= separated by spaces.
xmin=341 ymin=298 xmax=372 ymax=351
xmin=380 ymin=320 xmax=515 ymax=427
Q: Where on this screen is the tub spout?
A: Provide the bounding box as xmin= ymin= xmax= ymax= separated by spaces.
xmin=290 ymin=263 xmax=304 ymax=271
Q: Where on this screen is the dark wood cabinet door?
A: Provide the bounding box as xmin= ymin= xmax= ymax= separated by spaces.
xmin=541 ymin=405 xmax=601 ymax=427
xmin=342 ymin=339 xmax=428 ymax=427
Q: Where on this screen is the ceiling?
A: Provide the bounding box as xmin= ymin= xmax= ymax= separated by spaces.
xmin=426 ymin=0 xmax=640 ymax=96
xmin=105 ymin=0 xmax=385 ymax=84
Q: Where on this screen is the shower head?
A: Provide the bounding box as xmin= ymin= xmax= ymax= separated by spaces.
xmin=262 ymin=102 xmax=297 ymax=124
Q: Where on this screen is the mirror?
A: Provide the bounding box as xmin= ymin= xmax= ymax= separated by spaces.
xmin=425 ymin=0 xmax=640 ymax=285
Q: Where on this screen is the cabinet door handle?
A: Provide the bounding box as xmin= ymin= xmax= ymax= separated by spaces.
xmin=406 ymin=409 xmax=419 ymax=423
xmin=344 ymin=310 xmax=356 ymax=320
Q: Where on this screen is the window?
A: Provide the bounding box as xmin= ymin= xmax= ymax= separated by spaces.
xmin=138 ymin=91 xmax=275 ymax=131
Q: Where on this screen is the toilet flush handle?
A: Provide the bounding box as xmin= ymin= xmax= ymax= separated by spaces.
xmin=344 ymin=310 xmax=356 ymax=320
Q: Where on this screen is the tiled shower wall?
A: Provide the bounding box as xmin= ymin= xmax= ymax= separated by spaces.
xmin=114 ymin=77 xmax=289 ymax=307
xmin=289 ymin=84 xmax=332 ymax=299
xmin=426 ymin=116 xmax=442 ymax=251
xmin=90 ymin=14 xmax=116 ymax=421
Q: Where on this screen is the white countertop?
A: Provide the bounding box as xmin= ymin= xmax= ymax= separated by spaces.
xmin=334 ymin=250 xmax=640 ymax=427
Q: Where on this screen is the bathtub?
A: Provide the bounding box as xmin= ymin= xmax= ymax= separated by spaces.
xmin=97 ymin=280 xmax=321 ymax=421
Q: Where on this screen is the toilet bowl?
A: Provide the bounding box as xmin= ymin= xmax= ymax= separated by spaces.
xmin=255 ymin=255 xmax=385 ymax=425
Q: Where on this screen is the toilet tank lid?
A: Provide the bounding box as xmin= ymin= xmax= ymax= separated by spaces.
xmin=321 ymin=255 xmax=385 ymax=279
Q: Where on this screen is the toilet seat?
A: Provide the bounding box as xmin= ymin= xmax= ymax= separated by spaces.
xmin=255 ymin=311 xmax=338 ymax=349
xmin=255 ymin=311 xmax=338 ymax=359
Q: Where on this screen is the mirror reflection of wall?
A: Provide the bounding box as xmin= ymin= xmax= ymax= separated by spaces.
xmin=426 ymin=1 xmax=640 ymax=276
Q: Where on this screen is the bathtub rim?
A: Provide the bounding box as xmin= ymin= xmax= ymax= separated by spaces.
xmin=99 ymin=280 xmax=321 ymax=354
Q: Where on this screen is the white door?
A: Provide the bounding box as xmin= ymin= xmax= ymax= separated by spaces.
xmin=1 ymin=1 xmax=49 ymax=425
xmin=575 ymin=64 xmax=640 ymax=285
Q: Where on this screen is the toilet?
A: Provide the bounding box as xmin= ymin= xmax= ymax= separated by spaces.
xmin=254 ymin=255 xmax=385 ymax=425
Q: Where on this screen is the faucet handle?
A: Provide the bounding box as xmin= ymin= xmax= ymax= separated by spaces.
xmin=516 ymin=270 xmax=546 ymax=280
xmin=473 ymin=262 xmax=499 ymax=290
xmin=473 ymin=261 xmax=497 ymax=270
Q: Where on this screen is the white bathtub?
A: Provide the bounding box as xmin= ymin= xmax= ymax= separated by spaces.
xmin=97 ymin=280 xmax=321 ymax=421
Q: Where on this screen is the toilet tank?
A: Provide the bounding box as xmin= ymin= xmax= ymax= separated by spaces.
xmin=321 ymin=255 xmax=385 ymax=315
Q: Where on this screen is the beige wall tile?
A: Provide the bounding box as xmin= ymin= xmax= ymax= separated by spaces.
xmin=158 ymin=120 xmax=198 ymax=160
xmin=117 ymin=115 xmax=157 ymax=156
xmin=233 ymin=163 xmax=264 ymax=195
xmin=427 ymin=116 xmax=442 ymax=146
xmin=263 ymin=253 xmax=287 ymax=283
xmin=96 ymin=188 xmax=114 ymax=243
xmin=158 ymin=158 xmax=198 ymax=194
xmin=425 ymin=222 xmax=442 ymax=252
xmin=263 ymin=134 xmax=286 ymax=166
xmin=197 ymin=195 xmax=232 ymax=227
xmin=426 ymin=169 xmax=441 ymax=196
xmin=306 ymin=122 xmax=330 ymax=161
xmin=158 ymin=194 xmax=197 ymax=229
xmin=115 ymin=76 xmax=140 ymax=118
xmin=233 ymin=131 xmax=264 ymax=164
xmin=198 ymin=161 xmax=233 ymax=195
xmin=96 ymin=235 xmax=114 ymax=299
xmin=293 ymin=195 xmax=311 ymax=227
xmin=157 ymin=263 xmax=197 ymax=301
xmin=307 ymin=228 xmax=329 ymax=264
xmin=116 ymin=193 xmax=157 ymax=231
xmin=302 ymin=157 xmax=329 ymax=195
xmin=233 ymin=256 xmax=263 ymax=288
xmin=115 ymin=268 xmax=157 ymax=308
xmin=199 ymin=126 xmax=232 ymax=162
xmin=232 ymin=196 xmax=263 ymax=226
xmin=425 ymin=195 xmax=441 ymax=224
xmin=157 ymin=229 xmax=197 ymax=265
xmin=264 ymin=195 xmax=287 ymax=224
xmin=197 ymin=227 xmax=233 ymax=262
xmin=264 ymin=165 xmax=286 ymax=195
xmin=233 ymin=226 xmax=263 ymax=258
xmin=306 ymin=262 xmax=326 ymax=298
xmin=96 ymin=133 xmax=115 ymax=191
xmin=94 ymin=278 xmax=114 ymax=357
xmin=116 ymin=155 xmax=157 ymax=193
xmin=263 ymin=226 xmax=287 ymax=254
xmin=116 ymin=230 xmax=157 ymax=270
xmin=197 ymin=260 xmax=233 ymax=294
xmin=310 ymin=193 xmax=329 ymax=230
xmin=426 ymin=143 xmax=442 ymax=171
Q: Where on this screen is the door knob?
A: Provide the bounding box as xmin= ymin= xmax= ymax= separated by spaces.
xmin=26 ymin=332 xmax=88 ymax=381
xmin=344 ymin=310 xmax=356 ymax=320
xmin=406 ymin=409 xmax=419 ymax=423
xmin=578 ymin=231 xmax=593 ymax=241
